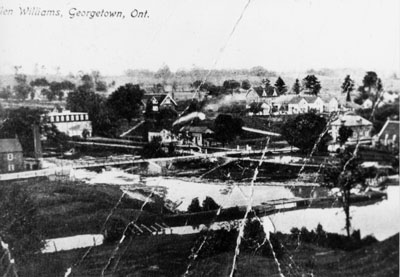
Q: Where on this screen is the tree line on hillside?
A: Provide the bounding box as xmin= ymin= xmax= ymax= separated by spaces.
xmin=194 ymin=75 xmax=320 ymax=97
xmin=0 ymin=71 xmax=110 ymax=101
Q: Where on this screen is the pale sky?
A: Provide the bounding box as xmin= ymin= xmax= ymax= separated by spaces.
xmin=0 ymin=0 xmax=399 ymax=75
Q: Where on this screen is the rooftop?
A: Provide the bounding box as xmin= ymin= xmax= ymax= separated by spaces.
xmin=0 ymin=138 xmax=23 ymax=153
xmin=331 ymin=114 xmax=372 ymax=127
xmin=377 ymin=120 xmax=400 ymax=141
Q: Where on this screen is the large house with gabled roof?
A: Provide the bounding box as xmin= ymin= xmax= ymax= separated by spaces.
xmin=142 ymin=93 xmax=177 ymax=112
xmin=330 ymin=113 xmax=373 ymax=142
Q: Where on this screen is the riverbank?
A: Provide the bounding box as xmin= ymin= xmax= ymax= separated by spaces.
xmin=18 ymin=231 xmax=399 ymax=277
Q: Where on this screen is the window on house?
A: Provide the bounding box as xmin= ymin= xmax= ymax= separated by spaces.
xmin=8 ymin=164 xmax=15 ymax=171
xmin=7 ymin=153 xmax=13 ymax=160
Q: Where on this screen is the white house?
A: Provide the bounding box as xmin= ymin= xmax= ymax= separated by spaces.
xmin=330 ymin=113 xmax=373 ymax=142
xmin=324 ymin=98 xmax=339 ymax=113
xmin=46 ymin=108 xmax=92 ymax=138
xmin=148 ymin=129 xmax=176 ymax=143
xmin=303 ymin=96 xmax=325 ymax=113
xmin=287 ymin=96 xmax=309 ymax=114
xmin=179 ymin=126 xmax=214 ymax=146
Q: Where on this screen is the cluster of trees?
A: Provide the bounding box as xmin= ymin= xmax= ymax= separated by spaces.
xmin=213 ymin=114 xmax=243 ymax=146
xmin=281 ymin=113 xmax=331 ymax=153
xmin=0 ymin=70 xmax=110 ymax=101
xmin=281 ymin=113 xmax=357 ymax=153
xmin=187 ymin=196 xmax=220 ymax=213
xmin=0 ymin=185 xmax=44 ymax=261
xmin=195 ymin=74 xmax=322 ymax=98
xmin=126 ymin=65 xmax=278 ymax=81
xmin=323 ymin=148 xmax=371 ymax=237
xmin=30 ymin=78 xmax=76 ymax=101
xmin=66 ymin=75 xmax=147 ymax=137
xmin=192 ymin=217 xmax=284 ymax=260
xmin=0 ymin=107 xmax=69 ymax=155
xmin=342 ymin=71 xmax=399 ymax=134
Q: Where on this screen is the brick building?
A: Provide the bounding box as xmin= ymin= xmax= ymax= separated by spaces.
xmin=0 ymin=138 xmax=24 ymax=173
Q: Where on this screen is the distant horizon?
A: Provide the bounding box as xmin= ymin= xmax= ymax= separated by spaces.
xmin=0 ymin=66 xmax=398 ymax=79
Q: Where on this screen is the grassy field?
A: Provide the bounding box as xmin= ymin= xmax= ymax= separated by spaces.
xmin=0 ymin=178 xmax=167 ymax=239
xmin=18 ymin=232 xmax=398 ymax=276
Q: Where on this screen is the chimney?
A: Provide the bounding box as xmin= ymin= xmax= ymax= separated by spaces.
xmin=32 ymin=124 xmax=43 ymax=159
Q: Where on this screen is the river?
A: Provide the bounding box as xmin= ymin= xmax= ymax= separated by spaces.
xmin=71 ymin=168 xmax=399 ymax=241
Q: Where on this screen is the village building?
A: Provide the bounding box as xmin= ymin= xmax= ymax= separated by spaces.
xmin=179 ymin=126 xmax=214 ymax=147
xmin=373 ymin=120 xmax=399 ymax=150
xmin=245 ymin=87 xmax=262 ymax=107
xmin=46 ymin=107 xmax=92 ymax=138
xmin=0 ymin=138 xmax=24 ymax=173
xmin=303 ymin=96 xmax=325 ymax=113
xmin=330 ymin=113 xmax=373 ymax=142
xmin=148 ymin=129 xmax=177 ymax=143
xmin=245 ymin=87 xmax=276 ymax=108
xmin=248 ymin=102 xmax=272 ymax=116
xmin=142 ymin=93 xmax=177 ymax=112
xmin=324 ymin=98 xmax=340 ymax=113
xmin=287 ymin=96 xmax=309 ymax=114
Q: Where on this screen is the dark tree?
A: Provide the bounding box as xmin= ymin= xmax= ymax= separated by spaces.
xmin=341 ymin=75 xmax=354 ymax=102
xmin=261 ymin=78 xmax=276 ymax=96
xmin=67 ymin=84 xmax=117 ymax=136
xmin=338 ymin=126 xmax=353 ymax=145
xmin=222 ymin=80 xmax=241 ymax=92
xmin=323 ymin=149 xmax=368 ymax=237
xmin=208 ymin=85 xmax=223 ymax=97
xmin=261 ymin=78 xmax=271 ymax=88
xmin=41 ymin=88 xmax=55 ymax=101
xmin=202 ymin=197 xmax=220 ymax=211
xmin=107 ymin=83 xmax=145 ymax=122
xmin=0 ymin=108 xmax=69 ymax=155
xmin=187 ymin=197 xmax=202 ymax=213
xmin=249 ymin=102 xmax=263 ymax=115
xmin=59 ymin=80 xmax=76 ymax=91
xmin=141 ymin=136 xmax=166 ymax=158
xmin=354 ymin=71 xmax=379 ymax=105
xmin=274 ymin=77 xmax=287 ymax=95
xmin=192 ymin=80 xmax=214 ymax=91
xmin=156 ymin=108 xmax=178 ymax=130
xmin=214 ymin=114 xmax=243 ymax=146
xmin=292 ymin=79 xmax=301 ymax=94
xmin=14 ymin=74 xmax=33 ymax=100
xmin=281 ymin=113 xmax=330 ymax=153
xmin=302 ymin=75 xmax=322 ymax=95
xmin=30 ymin=77 xmax=49 ymax=87
xmin=0 ymin=86 xmax=12 ymax=99
xmin=81 ymin=74 xmax=94 ymax=87
xmin=0 ymin=185 xmax=44 ymax=261
xmin=241 ymin=79 xmax=251 ymax=90
xmin=49 ymin=82 xmax=62 ymax=101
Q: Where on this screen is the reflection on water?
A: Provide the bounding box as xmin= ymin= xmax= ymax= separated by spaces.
xmin=42 ymin=234 xmax=104 ymax=253
xmin=145 ymin=177 xmax=295 ymax=211
xmin=266 ymin=186 xmax=399 ymax=240
xmin=71 ymin=168 xmax=399 ymax=241
xmin=167 ymin=186 xmax=398 ymax=241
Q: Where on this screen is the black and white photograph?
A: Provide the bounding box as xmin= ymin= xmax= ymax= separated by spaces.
xmin=0 ymin=0 xmax=399 ymax=276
